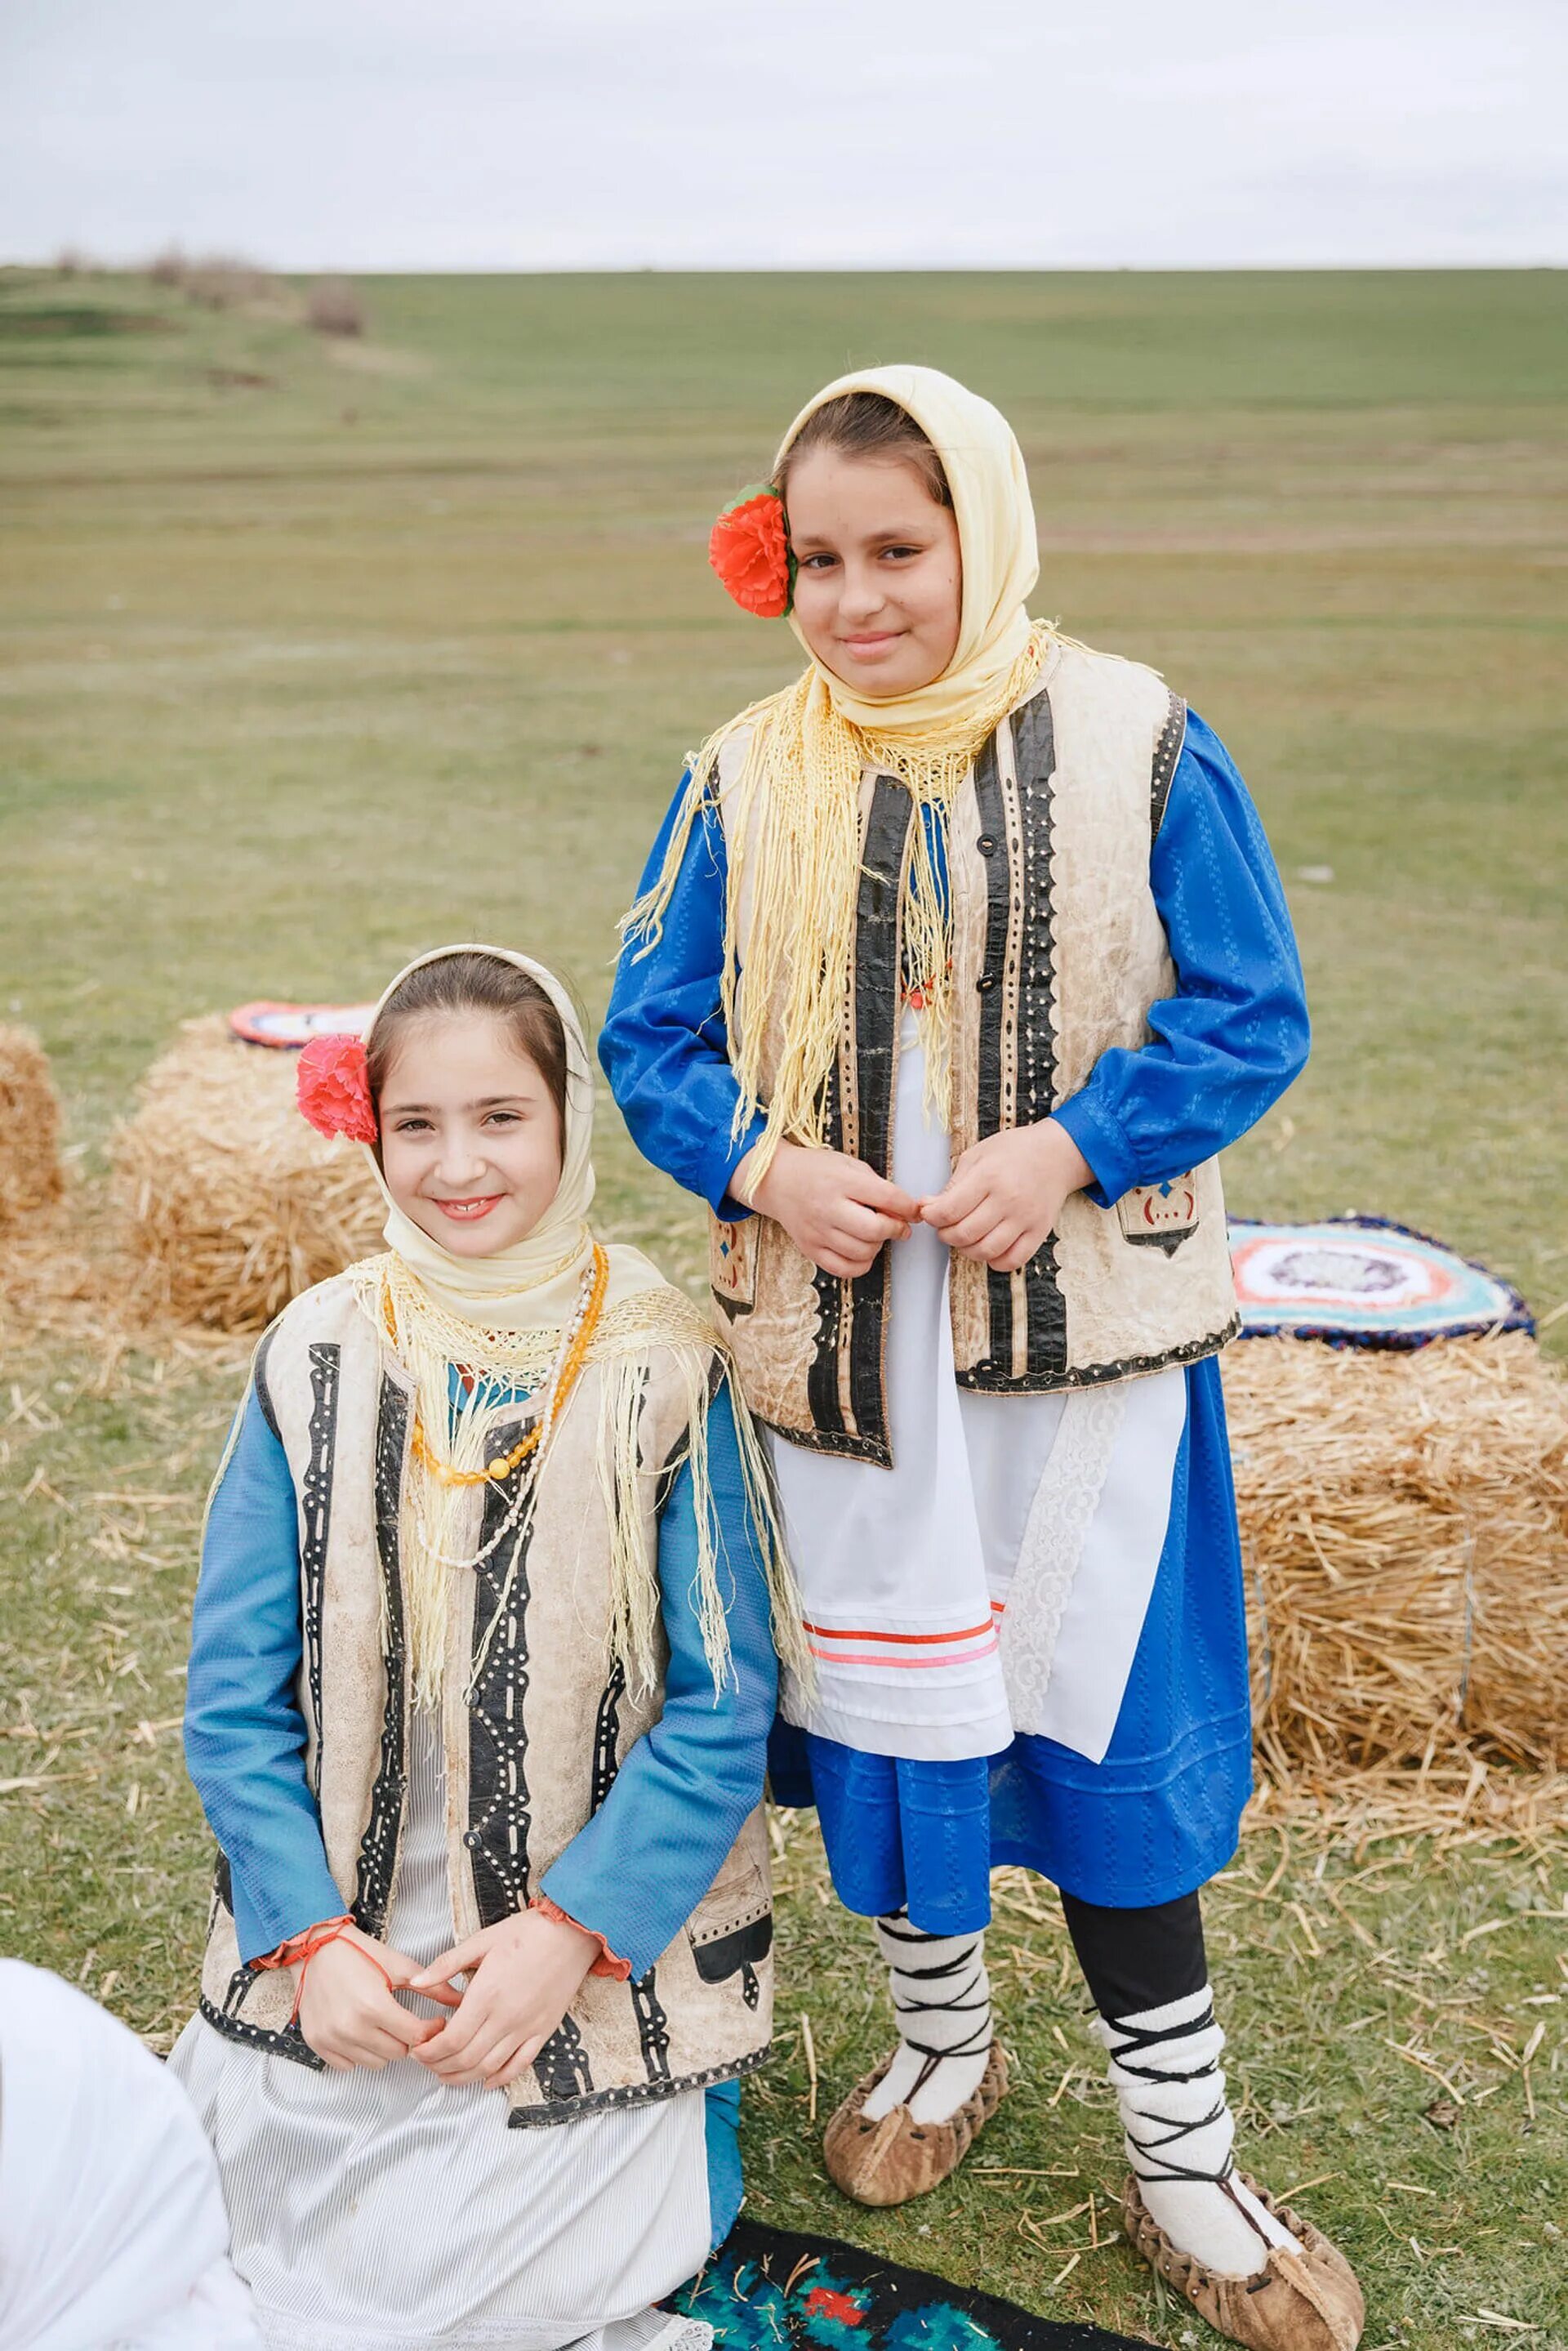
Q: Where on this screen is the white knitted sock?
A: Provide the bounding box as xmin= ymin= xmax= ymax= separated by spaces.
xmin=860 ymin=1912 xmax=994 ymax=2126
xmin=1096 ymin=1984 xmax=1304 ymax=2280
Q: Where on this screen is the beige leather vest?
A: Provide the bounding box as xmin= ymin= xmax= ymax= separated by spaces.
xmin=198 ymin=1274 xmax=773 ymax=2125
xmin=707 ymin=641 xmax=1238 ymax=1465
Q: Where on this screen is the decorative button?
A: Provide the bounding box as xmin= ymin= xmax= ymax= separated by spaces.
xmin=976 ymin=1358 xmax=994 ymax=1373
xmin=977 ymin=833 xmax=997 ymax=855
xmin=976 ymin=974 xmax=997 ymax=994
xmin=463 ymin=1830 xmax=480 ymax=1849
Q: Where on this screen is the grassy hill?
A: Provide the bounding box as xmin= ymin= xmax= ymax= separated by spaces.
xmin=1 ymin=265 xmax=1565 ymax=2345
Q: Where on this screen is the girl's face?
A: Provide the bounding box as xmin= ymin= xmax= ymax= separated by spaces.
xmin=785 ymin=445 xmax=963 ymax=697
xmin=377 ymin=1010 xmax=564 ymax=1258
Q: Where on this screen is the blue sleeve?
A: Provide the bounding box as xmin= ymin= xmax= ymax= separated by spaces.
xmin=599 ymin=772 xmax=766 ymax=1220
xmin=540 ymin=1383 xmax=778 ymax=1982
xmin=1052 ymin=710 xmax=1311 ymax=1207
xmin=184 ymin=1376 xmax=344 ymax=1962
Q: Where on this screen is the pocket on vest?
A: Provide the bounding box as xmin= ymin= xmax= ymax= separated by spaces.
xmin=710 ymin=1215 xmax=758 ymax=1318
xmin=1117 ymin=1176 xmax=1200 ymax=1256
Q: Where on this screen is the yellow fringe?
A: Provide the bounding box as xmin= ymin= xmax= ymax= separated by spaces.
xmin=621 ymin=622 xmax=1057 ymax=1184
xmin=347 ymin=1258 xmax=809 ymax=1711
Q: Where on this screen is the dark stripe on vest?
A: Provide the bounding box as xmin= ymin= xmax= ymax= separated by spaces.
xmin=467 ymin=1416 xmax=537 ymax=1927
xmin=804 ymin=777 xmax=911 ymax=1460
xmin=1012 ymin=691 xmax=1069 ymax=1379
xmin=353 ymin=1374 xmax=409 ymax=1938
xmin=299 ymin=1341 xmax=339 ymax=1794
xmin=534 ymin=2009 xmax=595 ymax=2103
xmin=1150 ymin=691 xmax=1187 ymax=839
xmin=972 ymin=733 xmax=1017 ymax=1373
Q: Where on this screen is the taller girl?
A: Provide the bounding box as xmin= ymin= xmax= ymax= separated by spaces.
xmin=603 ymin=368 xmax=1361 ymax=2351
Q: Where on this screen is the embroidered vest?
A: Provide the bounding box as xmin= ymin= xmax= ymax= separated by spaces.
xmin=197 ymin=1274 xmax=773 ymax=2126
xmin=707 ymin=641 xmax=1239 ymax=1465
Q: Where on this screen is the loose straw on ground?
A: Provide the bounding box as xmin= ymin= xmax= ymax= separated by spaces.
xmin=110 ymin=1015 xmax=383 ymax=1332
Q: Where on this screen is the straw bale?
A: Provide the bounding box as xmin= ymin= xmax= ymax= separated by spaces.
xmin=1224 ymin=1334 xmax=1568 ymax=1772
xmin=0 ymin=1024 xmax=65 ymax=1229
xmin=110 ymin=1016 xmax=383 ymax=1332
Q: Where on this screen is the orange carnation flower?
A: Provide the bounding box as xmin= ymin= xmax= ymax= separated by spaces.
xmin=708 ymin=484 xmax=794 ymax=618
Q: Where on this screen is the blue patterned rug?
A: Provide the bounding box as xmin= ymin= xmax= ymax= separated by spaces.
xmin=1229 ymin=1215 xmax=1531 ymax=1347
xmin=672 ymin=2219 xmax=1149 ymax=2348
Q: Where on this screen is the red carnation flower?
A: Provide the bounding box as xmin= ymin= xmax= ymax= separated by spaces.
xmin=709 ymin=484 xmax=794 ymax=618
xmin=296 ymin=1033 xmax=377 ymax=1144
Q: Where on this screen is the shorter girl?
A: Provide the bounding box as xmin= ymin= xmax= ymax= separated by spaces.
xmin=172 ymin=946 xmax=799 ymax=2351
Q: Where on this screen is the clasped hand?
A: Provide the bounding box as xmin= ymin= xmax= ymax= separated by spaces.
xmin=735 ymin=1124 xmax=1093 ymax=1278
xmin=298 ymin=1910 xmax=598 ymax=2090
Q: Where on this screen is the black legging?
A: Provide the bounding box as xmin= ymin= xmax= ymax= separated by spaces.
xmin=1059 ymin=1889 xmax=1207 ymax=2023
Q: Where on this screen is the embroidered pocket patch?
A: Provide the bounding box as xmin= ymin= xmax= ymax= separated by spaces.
xmin=1118 ymin=1176 xmax=1200 ymax=1256
xmin=710 ymin=1215 xmax=757 ymax=1318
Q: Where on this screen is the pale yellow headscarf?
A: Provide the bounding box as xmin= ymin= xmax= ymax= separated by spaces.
xmin=623 ymin=365 xmax=1055 ymax=1174
xmin=342 ymin=944 xmax=804 ymax=1706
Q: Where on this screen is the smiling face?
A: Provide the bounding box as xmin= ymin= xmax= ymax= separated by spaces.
xmin=784 ymin=444 xmax=963 ymax=698
xmin=376 ymin=1010 xmax=564 ymax=1257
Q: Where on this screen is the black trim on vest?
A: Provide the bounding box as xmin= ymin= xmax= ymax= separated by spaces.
xmin=972 ymin=732 xmax=1020 ymax=1373
xmin=508 ymin=2042 xmax=770 ymax=2129
xmin=1151 ymin=691 xmax=1187 ymax=840
xmin=804 ymin=778 xmax=911 ymax=1465
xmin=631 ymin=1970 xmax=674 ymax=2084
xmin=197 ymin=1994 xmax=325 ymax=2070
xmin=533 ymin=2009 xmax=595 ymax=2103
xmin=299 ymin=1342 xmax=340 ymax=1792
xmin=1010 ymin=692 xmax=1069 ymax=1381
xmin=956 ymin=1311 xmax=1239 ymax=1394
xmin=590 ymin=1657 xmax=626 ymax=1816
xmin=466 ymin=1414 xmax=537 ymax=1927
xmin=353 ymin=1375 xmax=409 ymax=1938
xmin=252 ymin=1323 xmax=283 ymax=1442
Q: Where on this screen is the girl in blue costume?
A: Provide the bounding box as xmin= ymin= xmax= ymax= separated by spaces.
xmin=602 ymin=371 xmax=1363 ymax=2351
xmin=171 ymin=946 xmax=801 ymax=2351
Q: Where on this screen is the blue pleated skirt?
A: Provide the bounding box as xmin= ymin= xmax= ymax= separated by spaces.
xmin=768 ymin=1357 xmax=1254 ymax=1928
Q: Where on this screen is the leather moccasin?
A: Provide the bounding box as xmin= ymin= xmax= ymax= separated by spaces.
xmin=822 ymin=2042 xmax=1009 ymax=2208
xmin=1122 ymin=2174 xmax=1365 ymax=2351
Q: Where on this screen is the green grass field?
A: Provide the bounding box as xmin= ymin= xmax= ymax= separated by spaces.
xmin=2 ymin=264 xmax=1566 ymax=2348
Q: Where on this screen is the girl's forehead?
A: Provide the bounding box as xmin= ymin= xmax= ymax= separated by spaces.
xmin=379 ymin=1009 xmax=544 ymax=1094
xmin=785 ymin=445 xmax=947 ymax=536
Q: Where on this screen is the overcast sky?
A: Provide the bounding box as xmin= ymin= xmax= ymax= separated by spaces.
xmin=4 ymin=0 xmax=1565 ymax=271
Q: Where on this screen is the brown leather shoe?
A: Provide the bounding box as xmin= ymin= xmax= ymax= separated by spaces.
xmin=1122 ymin=2175 xmax=1364 ymax=2351
xmin=822 ymin=2042 xmax=1009 ymax=2207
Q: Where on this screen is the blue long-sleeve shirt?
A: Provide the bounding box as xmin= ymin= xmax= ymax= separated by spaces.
xmin=599 ymin=710 xmax=1308 ymax=1211
xmin=185 ymin=1381 xmax=777 ymax=1979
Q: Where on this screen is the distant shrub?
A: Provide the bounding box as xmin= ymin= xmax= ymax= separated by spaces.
xmin=54 ymin=247 xmax=87 ymax=277
xmin=180 ymin=256 xmax=276 ymax=310
xmin=148 ymin=246 xmax=187 ymax=287
xmin=305 ymin=277 xmax=366 ymax=338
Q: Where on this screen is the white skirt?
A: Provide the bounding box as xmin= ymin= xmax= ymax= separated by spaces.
xmin=172 ymin=1712 xmax=713 ymax=2351
xmin=771 ymin=1015 xmax=1186 ymax=1768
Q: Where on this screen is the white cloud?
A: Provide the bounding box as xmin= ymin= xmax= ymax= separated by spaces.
xmin=2 ymin=0 xmax=1564 ymax=268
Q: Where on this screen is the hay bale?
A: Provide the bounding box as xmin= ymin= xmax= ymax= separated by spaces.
xmin=0 ymin=1024 xmax=65 ymax=1228
xmin=110 ymin=1016 xmax=383 ymax=1332
xmin=1224 ymin=1334 xmax=1568 ymax=1772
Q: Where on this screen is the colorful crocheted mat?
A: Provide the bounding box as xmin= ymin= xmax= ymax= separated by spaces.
xmin=228 ymin=1000 xmax=375 ymax=1048
xmin=672 ymin=2219 xmax=1147 ymax=2348
xmin=1230 ymin=1216 xmax=1532 ymax=1348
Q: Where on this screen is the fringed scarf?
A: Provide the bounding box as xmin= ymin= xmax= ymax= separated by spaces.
xmin=622 ymin=365 xmax=1054 ymax=1179
xmin=346 ymin=944 xmax=804 ymax=1709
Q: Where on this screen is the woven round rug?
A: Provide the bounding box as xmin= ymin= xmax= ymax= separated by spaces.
xmin=228 ymin=1000 xmax=375 ymax=1048
xmin=1229 ymin=1215 xmax=1531 ymax=1347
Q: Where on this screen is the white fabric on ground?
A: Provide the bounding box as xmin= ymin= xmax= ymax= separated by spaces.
xmin=861 ymin=1913 xmax=993 ymax=2126
xmin=171 ymin=1709 xmax=711 ymax=2351
xmin=773 ymin=1015 xmax=1185 ymax=1765
xmin=1096 ymin=1984 xmax=1302 ymax=2280
xmin=0 ymin=1957 xmax=262 ymax=2351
